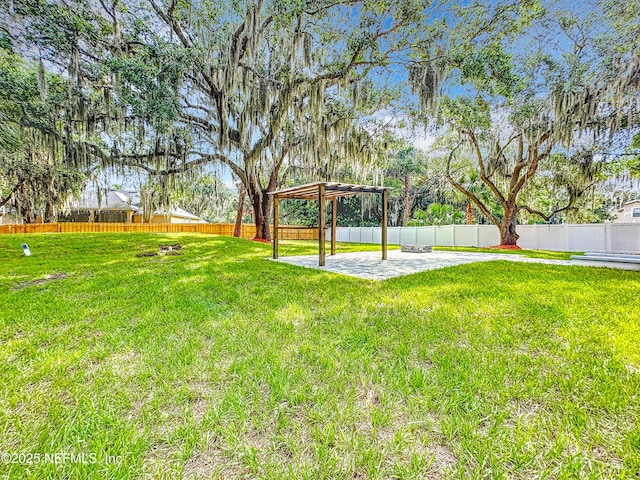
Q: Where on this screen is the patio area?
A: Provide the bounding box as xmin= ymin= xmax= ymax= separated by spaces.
xmin=273 ymin=249 xmax=571 ymax=280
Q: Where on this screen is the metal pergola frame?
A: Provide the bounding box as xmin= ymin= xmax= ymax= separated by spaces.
xmin=268 ymin=182 xmax=388 ymax=266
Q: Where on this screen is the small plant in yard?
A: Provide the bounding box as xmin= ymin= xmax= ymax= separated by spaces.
xmin=0 ymin=233 xmax=638 ymax=479
xmin=407 ymin=204 xmax=465 ymax=226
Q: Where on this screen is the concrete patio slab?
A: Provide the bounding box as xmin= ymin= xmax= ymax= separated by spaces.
xmin=273 ymin=250 xmax=571 ymax=280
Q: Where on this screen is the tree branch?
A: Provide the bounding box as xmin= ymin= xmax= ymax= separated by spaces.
xmin=445 ymin=146 xmax=499 ymax=226
xmin=466 ymin=130 xmax=507 ymax=207
xmin=0 ymin=181 xmax=23 ymax=208
xmin=148 ymin=0 xmax=221 ymax=99
xmin=191 ymin=151 xmax=247 ymax=185
xmin=518 ymin=182 xmax=597 ymax=222
xmin=83 ymin=141 xmax=218 ymax=175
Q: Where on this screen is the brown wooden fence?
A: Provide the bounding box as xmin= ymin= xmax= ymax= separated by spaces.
xmin=0 ymin=222 xmax=318 ymax=240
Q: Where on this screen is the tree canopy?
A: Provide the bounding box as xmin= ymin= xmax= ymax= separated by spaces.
xmin=3 ymin=0 xmax=427 ymax=236
xmin=0 ymin=0 xmax=638 ymax=237
xmin=0 ymin=47 xmax=85 ymax=222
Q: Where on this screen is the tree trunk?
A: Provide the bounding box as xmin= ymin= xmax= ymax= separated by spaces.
xmin=21 ymin=208 xmax=37 ymax=224
xmin=403 ymin=175 xmax=411 ymax=226
xmin=251 ymin=194 xmax=272 ymax=240
xmin=242 ymin=161 xmax=281 ymax=241
xmin=233 ymin=184 xmax=246 ymax=237
xmin=44 ymin=202 xmax=57 ymax=223
xmin=466 ymin=203 xmax=473 ymax=224
xmin=498 ymin=208 xmax=519 ymax=246
xmin=245 ymin=174 xmax=272 ymax=241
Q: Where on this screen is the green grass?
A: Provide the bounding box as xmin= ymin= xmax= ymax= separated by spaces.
xmin=276 ymin=240 xmax=399 ymax=256
xmin=0 ymin=233 xmax=638 ymax=479
xmin=433 ymin=246 xmax=577 ymax=261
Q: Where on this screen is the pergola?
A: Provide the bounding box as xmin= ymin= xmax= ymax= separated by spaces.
xmin=268 ymin=182 xmax=389 ymax=266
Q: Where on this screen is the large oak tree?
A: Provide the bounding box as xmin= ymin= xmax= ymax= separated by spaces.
xmin=4 ymin=0 xmax=427 ymax=238
xmin=409 ymin=1 xmax=640 ymax=245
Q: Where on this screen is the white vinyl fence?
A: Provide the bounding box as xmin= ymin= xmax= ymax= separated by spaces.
xmin=332 ymin=223 xmax=640 ymax=254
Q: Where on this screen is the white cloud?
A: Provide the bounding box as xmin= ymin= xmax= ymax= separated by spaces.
xmin=413 ymin=132 xmax=438 ymax=150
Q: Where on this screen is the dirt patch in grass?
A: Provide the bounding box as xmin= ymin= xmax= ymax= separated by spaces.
xmin=355 ymin=384 xmax=381 ymax=407
xmin=136 ymin=251 xmax=158 ymax=257
xmin=428 ymin=444 xmax=458 ymax=477
xmin=182 ymin=441 xmax=248 ymax=479
xmin=108 ymin=350 xmax=141 ymax=378
xmin=14 ymin=273 xmax=69 ymax=290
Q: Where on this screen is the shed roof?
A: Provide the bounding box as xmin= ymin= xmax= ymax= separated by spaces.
xmin=269 ymin=182 xmax=388 ymax=200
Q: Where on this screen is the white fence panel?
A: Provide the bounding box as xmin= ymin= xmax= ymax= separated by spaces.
xmin=416 ymin=227 xmax=436 ymax=245
xmin=435 ymin=226 xmax=454 ymax=246
xmin=533 ymin=225 xmax=565 ymax=251
xmin=334 ymin=223 xmax=640 ymax=253
xmin=566 ymin=224 xmax=606 ymax=252
xmin=387 ymin=227 xmax=400 ymax=245
xmin=452 ymin=225 xmax=477 ymax=246
xmin=516 ymin=225 xmax=537 ymax=250
xmin=361 ymin=227 xmax=373 ymax=243
xmin=610 ymin=224 xmax=640 ymax=253
xmin=478 ymin=226 xmax=500 ymax=247
xmin=399 ymin=227 xmax=417 ymax=245
xmin=372 ymin=227 xmax=382 ymax=244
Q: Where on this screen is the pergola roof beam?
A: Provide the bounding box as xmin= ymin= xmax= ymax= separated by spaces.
xmin=269 ymin=182 xmax=388 ymax=200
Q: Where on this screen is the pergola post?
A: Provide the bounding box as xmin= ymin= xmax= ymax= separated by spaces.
xmin=318 ymin=184 xmax=326 ymax=266
xmin=382 ymin=189 xmax=388 ymax=260
xmin=273 ymin=195 xmax=279 ymax=259
xmin=331 ymin=198 xmax=337 ymax=255
xmin=268 ymin=182 xmax=387 ymax=267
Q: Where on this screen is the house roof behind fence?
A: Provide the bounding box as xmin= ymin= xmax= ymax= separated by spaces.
xmin=70 ymin=190 xmax=139 ymax=211
xmin=69 ymin=190 xmax=204 ymax=221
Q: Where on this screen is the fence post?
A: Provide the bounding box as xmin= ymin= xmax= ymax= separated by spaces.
xmin=604 ymin=222 xmax=611 ymax=253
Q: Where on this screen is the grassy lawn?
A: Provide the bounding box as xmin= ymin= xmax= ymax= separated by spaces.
xmin=0 ymin=233 xmax=638 ymax=479
xmin=432 ymin=246 xmax=577 ymax=261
